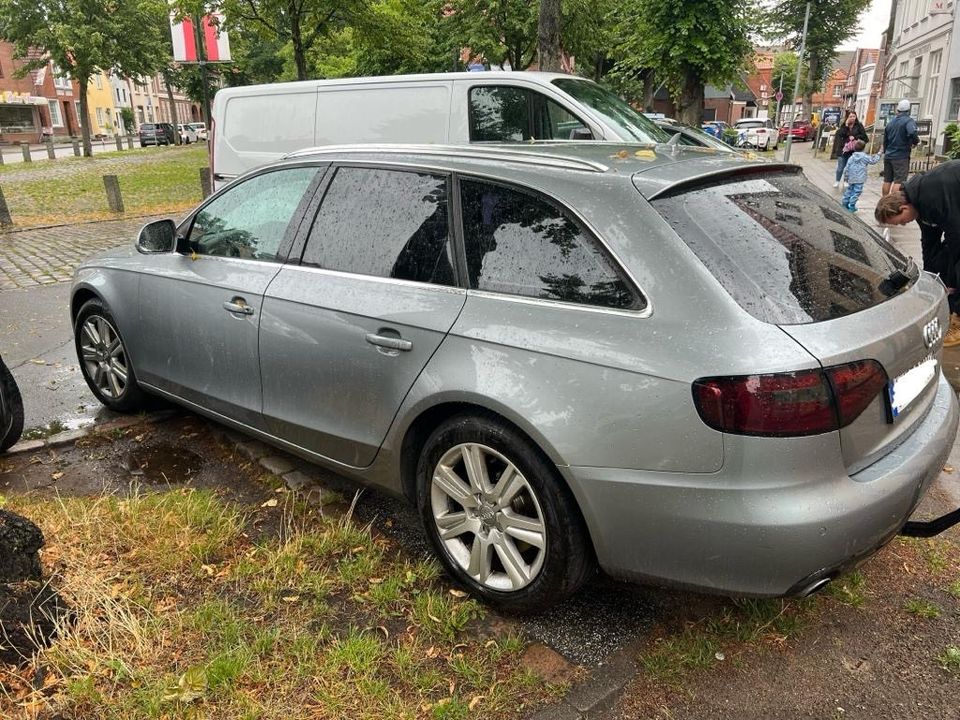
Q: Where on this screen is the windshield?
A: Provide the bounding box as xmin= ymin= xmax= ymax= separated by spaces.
xmin=553 ymin=78 xmax=668 ymax=143
xmin=649 ymin=172 xmax=913 ymax=324
xmin=661 ymin=123 xmax=735 ymax=152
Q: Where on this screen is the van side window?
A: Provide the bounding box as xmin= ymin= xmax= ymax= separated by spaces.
xmin=469 ymin=86 xmax=592 ymax=141
xmin=302 ymin=167 xmax=455 ymax=286
xmin=187 ymin=167 xmax=317 ymax=262
xmin=459 ymin=179 xmax=640 ymax=310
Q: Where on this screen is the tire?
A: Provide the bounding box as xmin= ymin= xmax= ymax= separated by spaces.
xmin=0 ymin=359 xmax=24 ymax=452
xmin=74 ymin=299 xmax=145 ymax=413
xmin=416 ymin=413 xmax=594 ymax=612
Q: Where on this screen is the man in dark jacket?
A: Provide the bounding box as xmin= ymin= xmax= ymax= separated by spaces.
xmin=881 ymin=99 xmax=920 ymax=196
xmin=875 ymin=159 xmax=960 ymax=345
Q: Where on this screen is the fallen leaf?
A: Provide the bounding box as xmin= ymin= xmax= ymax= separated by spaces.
xmin=28 ymin=359 xmax=46 ymax=365
xmin=943 ymin=465 xmax=954 ymax=473
xmin=200 ymin=564 xmax=215 ymax=576
xmin=469 ymin=695 xmax=484 ymax=711
xmin=190 ymin=250 xmax=200 ymax=261
xmin=449 ymin=589 xmax=468 ymax=598
xmin=368 ymin=577 xmax=383 ymax=585
xmin=51 ymin=472 xmax=63 ymax=481
xmin=261 ymin=498 xmax=278 ymax=508
xmin=281 ymin=595 xmax=300 ymax=603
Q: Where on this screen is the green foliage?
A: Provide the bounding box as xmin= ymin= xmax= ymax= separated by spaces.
xmin=943 ymin=123 xmax=960 ymax=160
xmin=444 ymin=0 xmax=539 ymax=70
xmin=119 ymin=107 xmax=135 ymax=133
xmin=609 ymin=0 xmax=754 ymax=124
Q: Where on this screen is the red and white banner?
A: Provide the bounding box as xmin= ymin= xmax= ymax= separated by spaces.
xmin=171 ymin=13 xmax=231 ymax=62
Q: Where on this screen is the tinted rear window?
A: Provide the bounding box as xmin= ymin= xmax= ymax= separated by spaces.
xmin=141 ymin=124 xmax=155 ymax=131
xmin=649 ymin=172 xmax=913 ymax=324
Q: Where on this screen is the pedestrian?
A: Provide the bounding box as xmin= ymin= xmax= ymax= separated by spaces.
xmin=832 ymin=110 xmax=868 ymax=187
xmin=874 ymin=159 xmax=960 ymax=346
xmin=840 ymin=140 xmax=881 ymax=211
xmin=881 ymin=99 xmax=920 ymax=196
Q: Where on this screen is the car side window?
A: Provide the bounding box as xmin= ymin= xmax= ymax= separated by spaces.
xmin=459 ymin=179 xmax=640 ymax=310
xmin=301 ymin=167 xmax=455 ymax=286
xmin=187 ymin=167 xmax=317 ymax=262
xmin=469 ymin=86 xmax=590 ymax=141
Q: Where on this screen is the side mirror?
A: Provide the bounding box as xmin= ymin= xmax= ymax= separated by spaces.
xmin=569 ymin=127 xmax=594 ymax=140
xmin=136 ymin=219 xmax=177 ymax=254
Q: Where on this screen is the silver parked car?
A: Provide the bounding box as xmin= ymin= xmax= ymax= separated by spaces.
xmin=71 ymin=143 xmax=960 ymax=610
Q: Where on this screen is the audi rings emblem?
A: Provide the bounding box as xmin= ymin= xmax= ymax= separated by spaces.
xmin=923 ymin=317 xmax=942 ymax=349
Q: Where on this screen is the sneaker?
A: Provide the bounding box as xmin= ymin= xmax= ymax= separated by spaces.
xmin=832 ymin=181 xmax=840 ymax=188
xmin=944 ymin=316 xmax=960 ymax=348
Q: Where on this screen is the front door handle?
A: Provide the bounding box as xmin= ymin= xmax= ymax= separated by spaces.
xmin=365 ymin=332 xmax=412 ymax=352
xmin=223 ymin=297 xmax=255 ymax=316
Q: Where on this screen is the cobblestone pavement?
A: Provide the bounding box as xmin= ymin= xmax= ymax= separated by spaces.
xmin=0 ymin=214 xmax=172 ymax=289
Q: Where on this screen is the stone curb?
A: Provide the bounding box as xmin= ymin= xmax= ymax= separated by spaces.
xmin=0 ymin=212 xmax=175 ymax=236
xmin=525 ymin=647 xmax=637 ymax=720
xmin=4 ymin=409 xmax=180 ymax=455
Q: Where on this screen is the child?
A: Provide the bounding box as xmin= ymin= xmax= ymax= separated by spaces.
xmin=840 ymin=140 xmax=882 ymax=212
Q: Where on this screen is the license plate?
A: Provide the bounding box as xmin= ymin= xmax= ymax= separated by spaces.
xmin=887 ymin=356 xmax=937 ymax=420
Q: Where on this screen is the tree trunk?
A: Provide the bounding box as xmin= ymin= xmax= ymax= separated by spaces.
xmin=166 ymin=73 xmax=181 ymax=146
xmin=537 ymin=0 xmax=562 ymax=72
xmin=676 ymin=67 xmax=704 ymax=126
xmin=642 ymin=70 xmax=655 ymax=112
xmin=289 ymin=0 xmax=308 ymax=81
xmin=78 ymin=80 xmax=93 ymax=157
xmin=804 ymin=54 xmax=819 ymax=120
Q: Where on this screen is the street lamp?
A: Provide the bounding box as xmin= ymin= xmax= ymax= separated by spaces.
xmin=783 ymin=1 xmax=811 ymax=163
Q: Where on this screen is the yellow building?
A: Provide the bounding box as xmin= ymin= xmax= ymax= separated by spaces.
xmin=85 ymin=71 xmax=116 ymax=137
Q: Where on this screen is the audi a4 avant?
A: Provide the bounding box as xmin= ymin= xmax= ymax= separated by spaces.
xmin=71 ymin=143 xmax=959 ymax=611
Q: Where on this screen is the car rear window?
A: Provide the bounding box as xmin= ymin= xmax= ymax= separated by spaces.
xmin=141 ymin=124 xmax=155 ymax=131
xmin=648 ymin=171 xmax=914 ymax=325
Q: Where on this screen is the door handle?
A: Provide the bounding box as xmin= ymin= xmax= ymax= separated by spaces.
xmin=223 ymin=297 xmax=255 ymax=316
xmin=365 ymin=333 xmax=412 ymax=352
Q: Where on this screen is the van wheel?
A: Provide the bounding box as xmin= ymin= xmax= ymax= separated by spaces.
xmin=416 ymin=414 xmax=593 ymax=612
xmin=75 ymin=299 xmax=145 ymax=412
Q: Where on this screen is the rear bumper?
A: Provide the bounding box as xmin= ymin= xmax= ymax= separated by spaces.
xmin=566 ymin=372 xmax=958 ymax=596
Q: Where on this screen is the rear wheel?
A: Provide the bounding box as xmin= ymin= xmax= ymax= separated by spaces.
xmin=0 ymin=359 xmax=23 ymax=452
xmin=75 ymin=299 xmax=145 ymax=412
xmin=417 ymin=414 xmax=593 ymax=612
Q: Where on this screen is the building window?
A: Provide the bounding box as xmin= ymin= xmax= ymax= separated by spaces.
xmin=96 ymin=107 xmax=105 ymax=127
xmin=0 ymin=59 xmax=4 ymax=78
xmin=75 ymin=101 xmax=82 ymax=128
xmin=926 ymin=50 xmax=942 ymax=118
xmin=94 ymin=74 xmax=102 ymax=90
xmin=0 ymin=105 xmax=34 ymax=132
xmin=52 ymin=64 xmax=72 ymax=91
xmin=833 ymin=84 xmax=842 ymax=97
xmin=122 ymin=88 xmax=128 ymax=103
xmin=911 ymin=57 xmax=923 ymax=96
xmin=47 ymin=100 xmax=63 ymax=127
xmin=946 ymin=78 xmax=960 ymax=120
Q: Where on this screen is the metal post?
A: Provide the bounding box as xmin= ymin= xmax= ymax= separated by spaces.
xmin=72 ymin=138 xmax=80 ymax=157
xmin=20 ymin=143 xmax=31 ymax=163
xmin=127 ymin=135 xmax=134 ymax=150
xmin=45 ymin=139 xmax=55 ymax=159
xmin=115 ymin=134 xmax=123 ymax=151
xmin=783 ymin=0 xmax=811 ymax=163
xmin=0 ymin=186 xmax=12 ymax=228
xmin=194 ymin=14 xmax=212 ymax=127
xmin=774 ymin=75 xmax=784 ymax=127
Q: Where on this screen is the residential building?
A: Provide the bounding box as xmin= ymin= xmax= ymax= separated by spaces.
xmin=153 ymin=74 xmax=200 ymax=126
xmin=651 ymin=83 xmax=757 ymax=124
xmin=110 ymin=74 xmax=133 ymax=133
xmin=812 ymin=51 xmax=854 ymax=110
xmin=0 ymin=41 xmax=46 ymax=143
xmin=85 ymin=70 xmax=116 ymax=137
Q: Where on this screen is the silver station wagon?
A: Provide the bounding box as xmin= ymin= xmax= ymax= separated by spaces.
xmin=71 ymin=143 xmax=960 ymax=611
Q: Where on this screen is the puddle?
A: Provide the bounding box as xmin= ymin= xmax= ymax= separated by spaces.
xmin=121 ymin=445 xmax=204 ymax=485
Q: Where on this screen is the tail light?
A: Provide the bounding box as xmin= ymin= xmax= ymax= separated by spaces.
xmin=692 ymin=360 xmax=887 ymax=437
xmin=756 ymin=129 xmax=767 ymax=134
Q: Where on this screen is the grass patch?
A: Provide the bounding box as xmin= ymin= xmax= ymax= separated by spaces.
xmin=947 ymin=580 xmax=960 ymax=599
xmin=939 ymin=646 xmax=960 ymax=673
xmin=825 ymin=570 xmax=868 ymax=608
xmin=0 ymin=145 xmax=206 ymax=227
xmin=639 ymin=598 xmax=811 ymax=685
xmin=904 ymin=598 xmax=941 ymax=619
xmin=2 ymin=486 xmax=548 ymax=719
xmin=21 ymin=419 xmax=68 ymax=440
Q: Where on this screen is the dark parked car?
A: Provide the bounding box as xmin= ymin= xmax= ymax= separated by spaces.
xmin=779 ymin=120 xmax=814 ymax=142
xmin=1 ymin=355 xmax=23 ymax=452
xmin=139 ymin=123 xmax=176 ymax=147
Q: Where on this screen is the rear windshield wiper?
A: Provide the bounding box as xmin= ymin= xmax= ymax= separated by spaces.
xmin=878 ymin=268 xmax=912 ymax=297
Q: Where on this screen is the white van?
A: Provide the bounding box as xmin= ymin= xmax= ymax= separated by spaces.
xmin=209 ymin=71 xmax=667 ymax=187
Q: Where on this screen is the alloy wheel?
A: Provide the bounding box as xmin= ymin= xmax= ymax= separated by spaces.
xmin=430 ymin=442 xmax=546 ymax=592
xmin=79 ymin=315 xmax=129 ymax=400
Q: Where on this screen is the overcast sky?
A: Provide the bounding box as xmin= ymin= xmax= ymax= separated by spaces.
xmin=840 ymin=0 xmax=893 ymax=49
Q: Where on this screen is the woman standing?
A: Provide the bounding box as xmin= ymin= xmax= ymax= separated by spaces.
xmin=833 ymin=110 xmax=868 ymax=187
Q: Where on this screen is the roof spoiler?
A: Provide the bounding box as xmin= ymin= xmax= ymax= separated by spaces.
xmin=645 ymin=163 xmax=802 ymax=200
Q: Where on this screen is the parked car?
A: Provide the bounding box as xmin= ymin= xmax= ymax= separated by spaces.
xmin=655 ymin=120 xmax=737 ymax=152
xmin=733 ymin=118 xmax=779 ymax=150
xmin=177 ymin=124 xmax=198 ymax=144
xmin=1 ymin=354 xmax=23 ymax=452
xmin=779 ymin=120 xmax=814 ymax=142
xmin=188 ymin=122 xmax=207 ymax=141
xmin=139 ymin=123 xmax=175 ymax=147
xmin=70 ymin=143 xmax=959 ymax=610
xmin=701 ymin=121 xmax=728 ymax=138
xmin=210 ymin=72 xmax=670 ymax=189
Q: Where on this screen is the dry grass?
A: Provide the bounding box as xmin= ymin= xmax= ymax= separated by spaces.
xmin=0 ymin=487 xmax=556 ymax=719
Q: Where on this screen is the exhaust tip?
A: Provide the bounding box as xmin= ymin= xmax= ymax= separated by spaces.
xmin=798 ymin=576 xmax=833 ymax=597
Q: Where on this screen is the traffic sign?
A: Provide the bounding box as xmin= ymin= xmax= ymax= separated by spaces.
xmin=775 ymin=91 xmax=784 ymax=102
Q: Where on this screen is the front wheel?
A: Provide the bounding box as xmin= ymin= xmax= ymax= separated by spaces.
xmin=75 ymin=299 xmax=145 ymax=412
xmin=416 ymin=414 xmax=594 ymax=612
xmin=0 ymin=359 xmax=24 ymax=452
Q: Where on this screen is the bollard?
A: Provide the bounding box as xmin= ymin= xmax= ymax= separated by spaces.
xmin=0 ymin=186 xmax=12 ymax=228
xmin=199 ymin=167 xmax=213 ymax=198
xmin=46 ymin=139 xmax=55 ymax=160
xmin=0 ymin=148 xmax=4 ymax=166
xmin=126 ymin=135 xmax=134 ymax=150
xmin=115 ymin=134 xmax=122 ymax=151
xmin=103 ymin=175 xmax=124 ymax=213
xmin=20 ymin=143 xmax=31 ymax=163
xmin=72 ymin=138 xmax=80 ymax=156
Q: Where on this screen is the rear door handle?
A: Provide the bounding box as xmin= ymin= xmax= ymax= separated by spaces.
xmin=365 ymin=333 xmax=412 ymax=352
xmin=223 ymin=297 xmax=255 ymax=316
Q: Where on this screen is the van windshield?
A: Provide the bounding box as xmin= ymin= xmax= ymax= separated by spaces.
xmin=552 ymin=79 xmax=668 ymax=143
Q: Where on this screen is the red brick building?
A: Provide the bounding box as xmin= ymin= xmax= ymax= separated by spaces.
xmin=0 ymin=42 xmax=82 ymax=144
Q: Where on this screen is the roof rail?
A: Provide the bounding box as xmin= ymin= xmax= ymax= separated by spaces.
xmin=281 ymin=144 xmax=609 ymax=173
